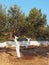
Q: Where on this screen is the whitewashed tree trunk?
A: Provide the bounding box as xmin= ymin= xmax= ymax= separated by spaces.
xmin=14 ymin=36 xmax=21 ymax=58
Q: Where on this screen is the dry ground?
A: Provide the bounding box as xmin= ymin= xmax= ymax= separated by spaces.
xmin=0 ymin=46 xmax=49 ymax=65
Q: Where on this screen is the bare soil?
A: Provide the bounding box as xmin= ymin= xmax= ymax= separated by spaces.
xmin=0 ymin=46 xmax=49 ymax=65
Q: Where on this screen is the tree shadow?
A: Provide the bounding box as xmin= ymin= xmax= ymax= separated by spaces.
xmin=20 ymin=46 xmax=49 ymax=60
xmin=0 ymin=46 xmax=49 ymax=60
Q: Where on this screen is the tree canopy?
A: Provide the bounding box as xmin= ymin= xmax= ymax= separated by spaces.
xmin=0 ymin=4 xmax=49 ymax=41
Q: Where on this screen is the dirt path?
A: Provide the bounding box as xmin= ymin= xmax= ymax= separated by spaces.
xmin=0 ymin=46 xmax=49 ymax=65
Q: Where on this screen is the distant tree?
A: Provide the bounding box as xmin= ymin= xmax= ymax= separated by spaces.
xmin=0 ymin=4 xmax=6 ymax=32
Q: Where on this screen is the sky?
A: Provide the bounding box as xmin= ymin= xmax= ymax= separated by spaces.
xmin=0 ymin=0 xmax=49 ymax=24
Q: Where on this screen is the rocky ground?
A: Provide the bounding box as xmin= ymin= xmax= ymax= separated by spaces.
xmin=0 ymin=46 xmax=49 ymax=65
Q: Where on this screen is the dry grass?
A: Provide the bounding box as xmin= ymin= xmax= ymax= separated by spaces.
xmin=0 ymin=46 xmax=49 ymax=65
